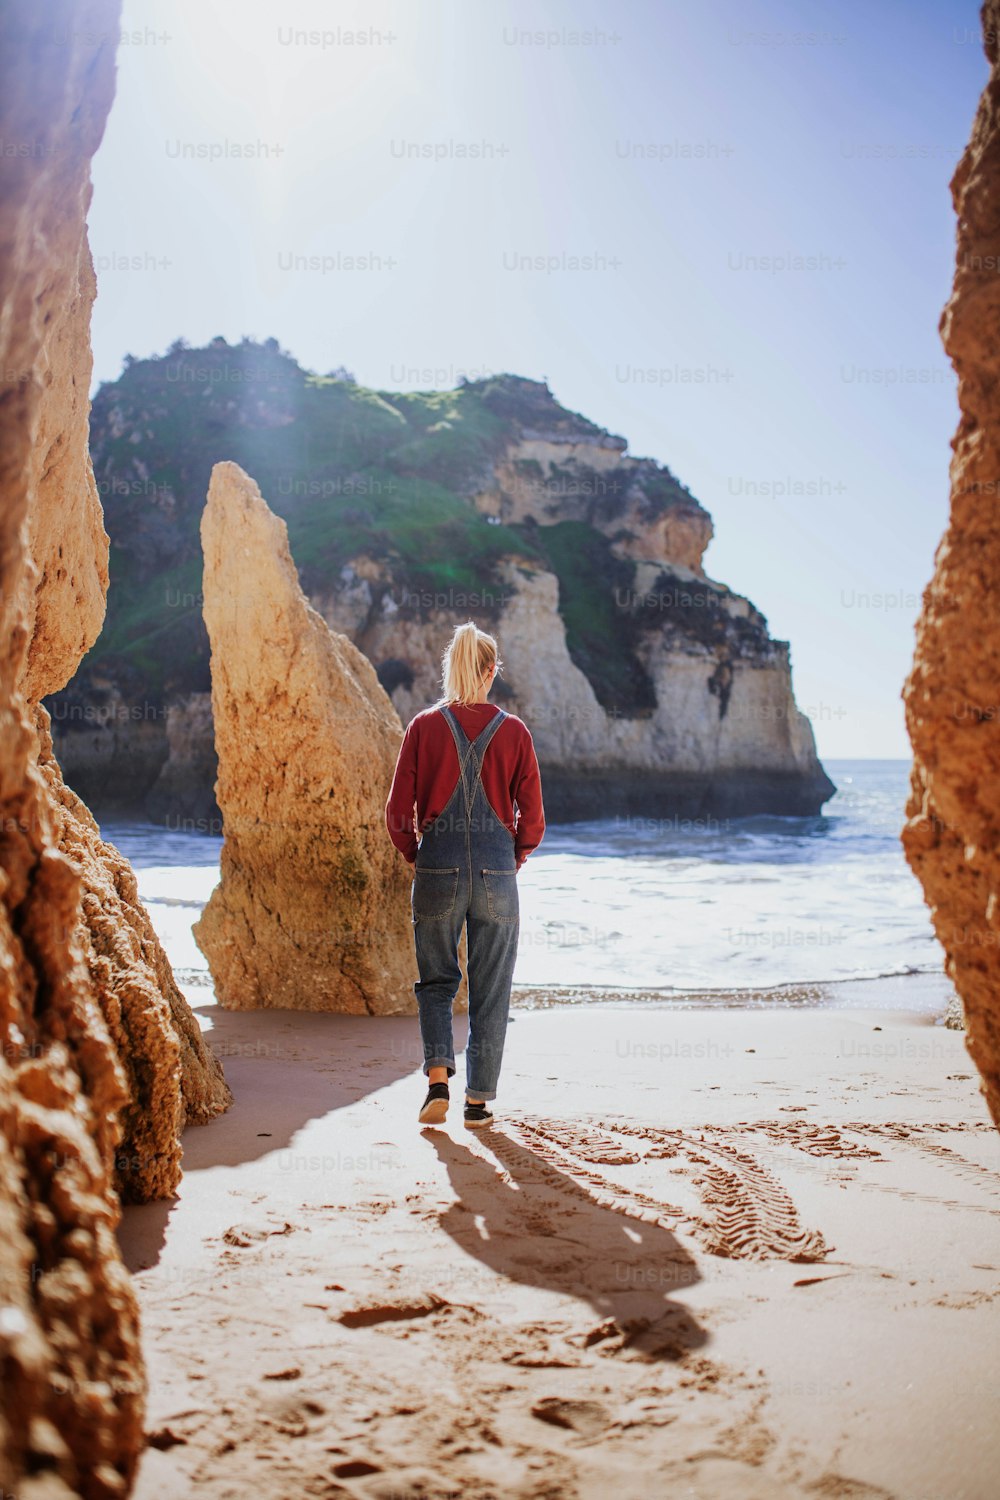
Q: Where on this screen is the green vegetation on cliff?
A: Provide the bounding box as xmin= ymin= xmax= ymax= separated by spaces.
xmin=68 ymin=337 xmax=700 ymax=716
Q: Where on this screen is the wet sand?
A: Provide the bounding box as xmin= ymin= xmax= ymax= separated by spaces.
xmin=512 ymin=968 xmax=957 ymax=1012
xmin=120 ymin=985 xmax=1000 ymax=1500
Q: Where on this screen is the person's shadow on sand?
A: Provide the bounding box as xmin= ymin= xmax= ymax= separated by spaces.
xmin=426 ymin=1126 xmax=707 ymax=1362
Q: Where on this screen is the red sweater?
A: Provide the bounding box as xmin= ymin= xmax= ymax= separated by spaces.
xmin=385 ymin=701 xmax=545 ymax=869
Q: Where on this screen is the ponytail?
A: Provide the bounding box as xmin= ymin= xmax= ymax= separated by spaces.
xmin=437 ymin=621 xmax=500 ymax=706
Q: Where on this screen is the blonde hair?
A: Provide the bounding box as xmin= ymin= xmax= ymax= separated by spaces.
xmin=438 ymin=621 xmax=501 ymax=706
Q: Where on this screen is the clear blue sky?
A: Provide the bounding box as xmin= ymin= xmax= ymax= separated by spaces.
xmin=87 ymin=0 xmax=987 ymax=758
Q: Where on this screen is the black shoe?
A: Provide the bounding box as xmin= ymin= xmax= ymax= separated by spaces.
xmin=418 ymin=1082 xmax=450 ymax=1125
xmin=464 ymin=1099 xmax=494 ymax=1130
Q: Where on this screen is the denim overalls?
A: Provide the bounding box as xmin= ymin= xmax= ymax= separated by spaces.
xmin=411 ymin=704 xmax=519 ymax=1101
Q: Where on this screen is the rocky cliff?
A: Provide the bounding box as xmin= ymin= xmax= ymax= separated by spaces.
xmin=903 ymin=0 xmax=1000 ymax=1130
xmin=51 ymin=346 xmax=834 ymax=823
xmin=14 ymin=237 xmax=232 ymax=1200
xmin=0 ymin=3 xmax=147 ymax=1492
xmin=193 ymin=462 xmax=416 ymax=1013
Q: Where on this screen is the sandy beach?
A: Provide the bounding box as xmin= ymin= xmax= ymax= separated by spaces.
xmin=119 ymin=982 xmax=1000 ymax=1500
xmin=7 ymin=4 xmax=1000 ymax=1498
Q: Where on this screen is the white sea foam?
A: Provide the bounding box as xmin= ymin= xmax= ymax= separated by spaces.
xmin=102 ymin=760 xmax=938 ymax=1004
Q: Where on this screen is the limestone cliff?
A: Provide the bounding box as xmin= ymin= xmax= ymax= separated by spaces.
xmin=193 ymin=462 xmax=416 ymax=1013
xmin=309 ymin=373 xmax=828 ymax=812
xmin=471 ymin=426 xmax=713 ymax=572
xmin=903 ymin=0 xmax=1000 ymax=1130
xmin=323 ymin=554 xmax=828 ymax=820
xmin=55 ymin=352 xmax=833 ymax=821
xmin=0 ymin=3 xmax=146 ymax=1492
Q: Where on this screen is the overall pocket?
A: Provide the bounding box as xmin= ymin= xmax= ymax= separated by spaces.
xmin=412 ymin=866 xmax=460 ymax=921
xmin=481 ymin=868 xmax=519 ymax=924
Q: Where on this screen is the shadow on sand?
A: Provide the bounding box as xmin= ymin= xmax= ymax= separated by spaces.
xmin=426 ymin=1125 xmax=707 ymax=1361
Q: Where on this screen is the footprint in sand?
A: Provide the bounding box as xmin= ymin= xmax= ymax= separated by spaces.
xmin=531 ymin=1396 xmax=611 ymax=1440
xmin=221 ymin=1220 xmax=296 ymax=1248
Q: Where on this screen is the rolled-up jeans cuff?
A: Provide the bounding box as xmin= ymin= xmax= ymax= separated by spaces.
xmin=466 ymin=1088 xmax=497 ymax=1102
xmin=424 ymin=1056 xmax=455 ymax=1077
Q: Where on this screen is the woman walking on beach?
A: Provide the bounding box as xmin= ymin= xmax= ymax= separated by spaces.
xmin=385 ymin=622 xmax=545 ymax=1129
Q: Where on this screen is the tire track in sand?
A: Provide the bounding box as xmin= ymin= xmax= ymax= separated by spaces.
xmin=503 ymin=1116 xmax=829 ymax=1264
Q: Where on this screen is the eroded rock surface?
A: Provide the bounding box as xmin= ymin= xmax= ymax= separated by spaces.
xmin=0 ymin=2 xmax=147 ymax=1493
xmin=903 ymin=0 xmax=1000 ymax=1127
xmin=36 ymin=707 xmax=233 ymax=1202
xmin=8 ymin=17 xmax=233 ymax=1204
xmin=194 ymin=462 xmax=415 ymax=1013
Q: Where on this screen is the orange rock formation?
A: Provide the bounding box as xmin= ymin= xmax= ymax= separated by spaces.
xmin=0 ymin=4 xmax=147 ymax=1493
xmin=194 ymin=462 xmax=416 ymax=1013
xmin=903 ymin=0 xmax=1000 ymax=1129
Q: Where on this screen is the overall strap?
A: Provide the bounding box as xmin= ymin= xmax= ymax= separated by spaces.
xmin=464 ymin=708 xmax=508 ymax=812
xmin=438 ymin=704 xmax=479 ymax=799
xmin=439 ymin=705 xmax=508 ymax=815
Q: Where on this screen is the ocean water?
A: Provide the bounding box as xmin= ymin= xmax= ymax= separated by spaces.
xmin=103 ymin=759 xmax=944 ymax=1007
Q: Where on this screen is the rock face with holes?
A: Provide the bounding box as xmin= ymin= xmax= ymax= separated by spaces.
xmin=194 ymin=461 xmax=416 ymax=1013
xmin=0 ymin=2 xmax=149 ymax=1493
xmin=903 ymin=0 xmax=1000 ymax=1130
xmin=34 ymin=707 xmax=233 ymax=1202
